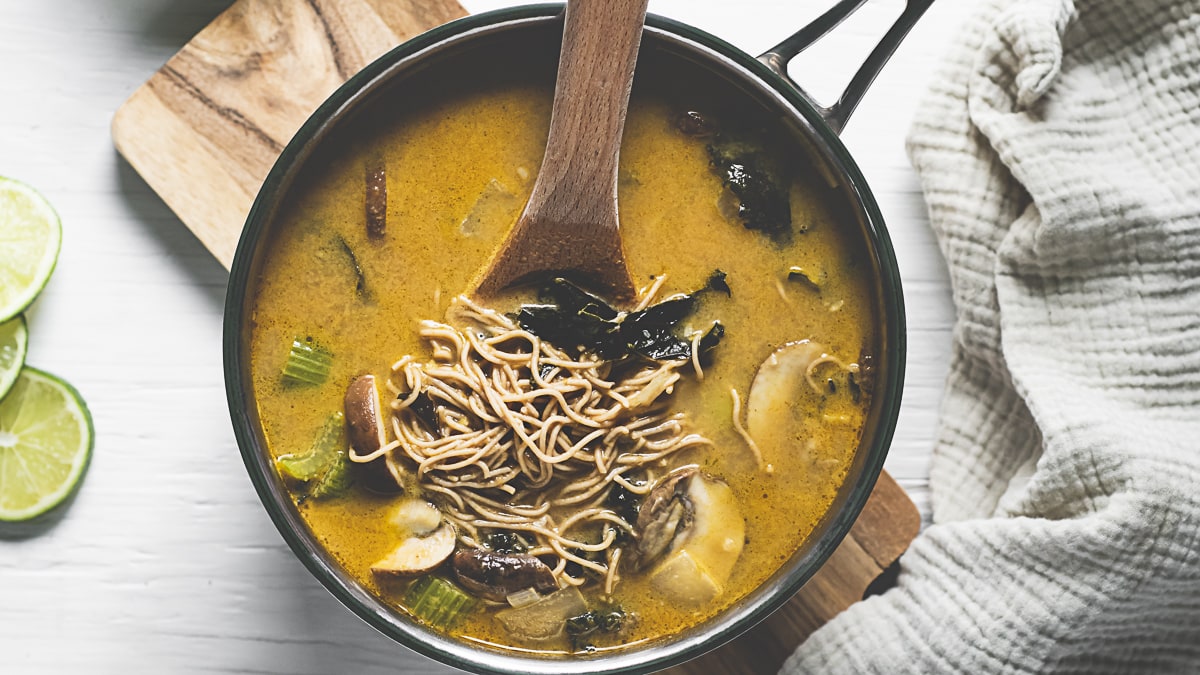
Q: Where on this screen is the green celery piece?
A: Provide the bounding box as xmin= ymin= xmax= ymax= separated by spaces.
xmin=282 ymin=338 xmax=332 ymax=387
xmin=310 ymin=450 xmax=353 ymax=499
xmin=276 ymin=412 xmax=345 ymax=483
xmin=405 ymin=576 xmax=476 ymax=630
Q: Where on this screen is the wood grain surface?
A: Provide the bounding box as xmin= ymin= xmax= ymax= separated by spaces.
xmin=109 ymin=0 xmax=921 ymax=670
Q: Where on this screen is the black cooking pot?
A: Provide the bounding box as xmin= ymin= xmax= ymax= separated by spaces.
xmin=224 ymin=1 xmax=924 ymax=672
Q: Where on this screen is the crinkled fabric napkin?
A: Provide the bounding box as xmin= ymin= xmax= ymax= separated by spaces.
xmin=783 ymin=0 xmax=1200 ymax=672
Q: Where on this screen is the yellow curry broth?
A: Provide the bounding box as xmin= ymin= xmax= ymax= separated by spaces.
xmin=249 ymin=73 xmax=875 ymax=652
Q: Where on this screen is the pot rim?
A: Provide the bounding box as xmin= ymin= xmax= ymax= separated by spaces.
xmin=224 ymin=5 xmax=906 ymax=674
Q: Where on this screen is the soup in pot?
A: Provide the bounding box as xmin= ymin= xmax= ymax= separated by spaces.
xmin=245 ymin=51 xmax=878 ymax=656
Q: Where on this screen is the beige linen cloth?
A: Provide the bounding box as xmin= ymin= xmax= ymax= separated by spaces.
xmin=783 ymin=0 xmax=1200 ymax=672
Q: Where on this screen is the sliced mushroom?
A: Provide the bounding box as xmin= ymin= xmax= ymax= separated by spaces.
xmin=746 ymin=340 xmax=863 ymax=475
xmin=746 ymin=341 xmax=827 ymax=435
xmin=371 ymin=523 xmax=456 ymax=577
xmin=452 ymin=548 xmax=558 ymax=602
xmin=744 ymin=340 xmax=829 ymax=469
xmin=391 ymin=498 xmax=442 ymax=537
xmin=344 ymin=374 xmax=403 ymax=493
xmin=666 ymin=470 xmax=745 ymax=583
xmin=636 ymin=467 xmax=745 ymax=606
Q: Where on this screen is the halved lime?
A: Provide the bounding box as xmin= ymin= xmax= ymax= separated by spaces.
xmin=0 ymin=315 xmax=28 ymax=401
xmin=0 ymin=177 xmax=62 ymax=323
xmin=0 ymin=367 xmax=92 ymax=521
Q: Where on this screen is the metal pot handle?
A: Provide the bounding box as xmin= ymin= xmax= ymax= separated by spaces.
xmin=757 ymin=0 xmax=934 ymax=135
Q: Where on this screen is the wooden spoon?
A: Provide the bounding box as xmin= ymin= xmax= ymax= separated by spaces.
xmin=473 ymin=0 xmax=648 ymax=306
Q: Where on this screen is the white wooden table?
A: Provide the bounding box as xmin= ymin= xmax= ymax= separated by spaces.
xmin=0 ymin=0 xmax=967 ymax=671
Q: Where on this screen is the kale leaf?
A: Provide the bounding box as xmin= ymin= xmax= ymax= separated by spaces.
xmin=706 ymin=269 xmax=731 ymax=296
xmin=707 ymin=140 xmax=792 ymax=243
xmin=515 ymin=277 xmax=726 ymax=363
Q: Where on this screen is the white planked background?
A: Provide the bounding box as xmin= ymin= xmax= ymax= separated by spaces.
xmin=0 ymin=0 xmax=969 ymax=672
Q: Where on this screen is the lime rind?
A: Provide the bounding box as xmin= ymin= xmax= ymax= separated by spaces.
xmin=0 ymin=176 xmax=62 ymax=324
xmin=0 ymin=366 xmax=93 ymax=521
xmin=0 ymin=315 xmax=28 ymax=401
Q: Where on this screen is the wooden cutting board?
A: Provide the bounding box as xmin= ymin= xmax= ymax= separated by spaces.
xmin=111 ymin=1 xmax=920 ymax=672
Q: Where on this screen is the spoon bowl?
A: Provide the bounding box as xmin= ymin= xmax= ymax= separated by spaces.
xmin=473 ymin=0 xmax=648 ymax=305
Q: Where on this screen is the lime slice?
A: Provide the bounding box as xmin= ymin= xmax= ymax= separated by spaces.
xmin=0 ymin=367 xmax=93 ymax=521
xmin=0 ymin=315 xmax=28 ymax=401
xmin=0 ymin=177 xmax=62 ymax=323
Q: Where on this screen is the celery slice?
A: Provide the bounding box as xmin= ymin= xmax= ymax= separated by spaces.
xmin=282 ymin=338 xmax=332 ymax=387
xmin=310 ymin=450 xmax=353 ymax=499
xmin=405 ymin=576 xmax=476 ymax=630
xmin=276 ymin=412 xmax=345 ymax=483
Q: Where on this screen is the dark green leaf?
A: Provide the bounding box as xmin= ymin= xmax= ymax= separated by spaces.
xmin=600 ymin=609 xmax=625 ymax=633
xmin=539 ymin=277 xmax=618 ymax=320
xmin=626 ymin=326 xmax=691 ymax=361
xmin=623 ymin=295 xmax=696 ymax=331
xmin=484 ymin=531 xmax=530 ymax=554
xmin=698 ymin=321 xmax=725 ymax=356
xmin=517 ymin=303 xmax=618 ymax=355
xmin=517 ymin=278 xmax=725 ymax=363
xmin=409 ymin=392 xmax=440 ymax=434
xmin=606 ymin=483 xmax=641 ymax=524
xmin=566 ymin=611 xmax=599 ymax=637
xmin=708 ymin=141 xmax=792 ymax=242
xmin=707 ymin=269 xmax=731 ymax=296
xmin=787 ymin=265 xmax=822 ymax=290
xmin=848 ymin=371 xmax=862 ymax=404
xmin=337 ymin=236 xmax=373 ymax=302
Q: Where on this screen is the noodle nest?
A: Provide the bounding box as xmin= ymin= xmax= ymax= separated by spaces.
xmin=364 ymin=296 xmax=710 ymax=593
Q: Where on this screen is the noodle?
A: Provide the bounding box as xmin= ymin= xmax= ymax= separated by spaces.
xmin=377 ymin=295 xmax=710 ymax=587
xmin=803 ymin=353 xmax=852 ymax=395
xmin=729 ymin=388 xmax=765 ymax=470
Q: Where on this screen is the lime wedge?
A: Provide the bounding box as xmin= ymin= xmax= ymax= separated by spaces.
xmin=0 ymin=177 xmax=62 ymax=323
xmin=0 ymin=315 xmax=28 ymax=401
xmin=0 ymin=367 xmax=93 ymax=521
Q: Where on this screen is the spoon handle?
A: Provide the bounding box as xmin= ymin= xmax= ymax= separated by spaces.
xmin=525 ymin=0 xmax=649 ymax=231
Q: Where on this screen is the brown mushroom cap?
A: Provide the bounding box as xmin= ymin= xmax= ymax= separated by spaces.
xmin=345 ymin=374 xmax=386 ymax=455
xmin=345 ymin=374 xmax=403 ymax=493
xmin=452 ymin=548 xmax=558 ymax=602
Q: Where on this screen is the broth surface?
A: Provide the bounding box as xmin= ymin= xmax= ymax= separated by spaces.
xmin=247 ymin=58 xmax=877 ymax=655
